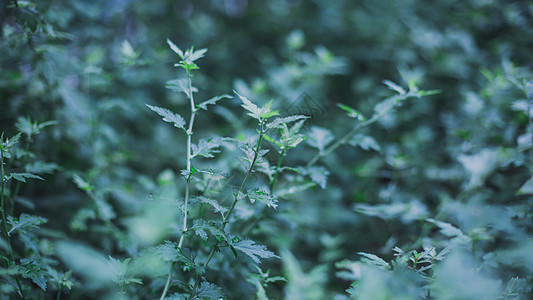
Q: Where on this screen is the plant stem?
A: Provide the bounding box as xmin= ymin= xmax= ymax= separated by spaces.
xmin=160 ymin=68 xmax=197 ymax=300
xmin=269 ymin=148 xmax=286 ymax=193
xmin=306 ymin=92 xmax=415 ymax=168
xmin=0 ymin=147 xmax=26 ymax=299
xmin=9 ymin=139 xmax=30 ymax=216
xmin=188 ymin=121 xmax=265 ymax=299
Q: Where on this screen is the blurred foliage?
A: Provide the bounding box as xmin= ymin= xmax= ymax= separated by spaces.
xmin=1 ymin=0 xmax=533 ymax=299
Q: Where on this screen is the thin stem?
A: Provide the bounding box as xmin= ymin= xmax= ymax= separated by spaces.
xmin=9 ymin=138 xmax=31 ymax=216
xmin=0 ymin=146 xmax=26 ymax=299
xmin=306 ymin=92 xmax=415 ymax=168
xmin=160 ymin=68 xmax=197 ymax=300
xmin=56 ymin=285 xmax=62 ymax=300
xmin=269 ymin=148 xmax=286 ymax=193
xmin=189 ymin=121 xmax=265 ymax=299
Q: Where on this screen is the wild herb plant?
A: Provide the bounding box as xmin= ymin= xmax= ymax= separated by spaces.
xmin=1 ymin=118 xmax=72 ymax=299
xmin=145 ymin=40 xmax=313 ymax=299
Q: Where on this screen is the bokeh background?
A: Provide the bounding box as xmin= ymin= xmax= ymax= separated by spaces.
xmin=1 ymin=0 xmax=533 ymax=299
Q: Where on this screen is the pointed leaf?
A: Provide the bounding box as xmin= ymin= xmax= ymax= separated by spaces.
xmin=167 ymin=38 xmax=184 ymax=58
xmin=197 ymin=94 xmax=233 ymax=110
xmin=232 ymin=239 xmax=279 ymax=264
xmin=146 ymin=104 xmax=186 ymax=130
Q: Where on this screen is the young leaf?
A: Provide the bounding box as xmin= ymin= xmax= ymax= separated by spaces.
xmin=357 ymin=252 xmax=390 ymax=269
xmin=236 ymin=92 xmax=262 ymax=120
xmin=232 ymin=239 xmax=279 ymax=264
xmin=157 ymin=242 xmax=199 ymax=273
xmin=348 ymin=134 xmax=381 ymax=152
xmin=306 ymin=126 xmax=334 ymax=153
xmin=18 ymin=258 xmax=48 ymax=291
xmin=193 ymin=281 xmax=224 ymax=300
xmin=336 ymin=104 xmax=365 ymax=120
xmin=383 ymin=80 xmax=406 ymax=95
xmin=195 ymin=196 xmax=228 ymax=216
xmin=191 ymin=138 xmax=222 ymax=159
xmin=303 ymin=166 xmax=330 ymax=189
xmin=197 ymin=94 xmax=233 ymax=111
xmin=167 ymin=38 xmax=184 ymax=58
xmin=146 ymin=104 xmax=186 ymax=130
xmin=7 ymin=214 xmax=47 ymax=236
xmin=8 ymin=172 xmax=44 ymax=183
xmin=166 ymin=78 xmax=198 ymax=98
xmin=266 ymin=115 xmax=308 ymax=130
xmin=246 ymin=189 xmax=278 ymax=209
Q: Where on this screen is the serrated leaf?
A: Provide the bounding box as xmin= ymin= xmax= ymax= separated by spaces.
xmin=232 ymin=239 xmax=279 ymax=264
xmin=157 ymin=242 xmax=199 ymax=273
xmin=236 ymin=92 xmax=262 ymax=120
xmin=426 ymin=218 xmax=471 ymax=244
xmin=246 ymin=189 xmax=278 ymax=209
xmin=191 ymin=219 xmax=227 ymax=243
xmin=383 ymin=80 xmax=406 ymax=94
xmin=1 ymin=132 xmax=22 ymax=150
xmin=7 ymin=214 xmax=47 ymax=236
xmin=195 ymin=196 xmax=228 ymax=215
xmin=197 ymin=94 xmax=232 ymax=110
xmin=193 ymin=281 xmax=224 ymax=300
xmin=306 ymin=126 xmax=334 ymax=152
xmin=8 ymin=172 xmax=44 ymax=183
xmin=191 ymin=138 xmax=222 ymax=159
xmin=357 ymin=252 xmax=390 ymax=269
xmin=266 ymin=115 xmax=309 ymax=129
xmin=146 ymin=104 xmax=186 ymax=130
xmin=304 ymin=166 xmax=330 ymax=189
xmin=348 ymin=134 xmax=381 ymax=152
xmin=167 ymin=38 xmax=184 ymax=58
xmin=19 ymin=258 xmax=48 ymax=291
xmin=166 ymin=78 xmax=198 ymax=98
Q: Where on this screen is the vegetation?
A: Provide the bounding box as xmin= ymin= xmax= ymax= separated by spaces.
xmin=1 ymin=0 xmax=533 ymax=299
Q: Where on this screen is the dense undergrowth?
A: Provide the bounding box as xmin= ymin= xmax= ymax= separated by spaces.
xmin=1 ymin=0 xmax=533 ymax=299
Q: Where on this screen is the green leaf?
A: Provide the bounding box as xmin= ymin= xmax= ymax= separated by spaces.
xmin=156 ymin=242 xmax=201 ymax=274
xmin=197 ymin=94 xmax=233 ymax=110
xmin=383 ymin=80 xmax=406 ymax=95
xmin=19 ymin=258 xmax=48 ymax=291
xmin=167 ymin=38 xmax=184 ymax=58
xmin=246 ymin=188 xmax=278 ymax=209
xmin=236 ymin=92 xmax=262 ymax=120
xmin=266 ymin=115 xmax=309 ymax=129
xmin=195 ymin=196 xmax=228 ymax=216
xmin=193 ymin=281 xmax=224 ymax=300
xmin=348 ymin=134 xmax=381 ymax=152
xmin=25 ymin=161 xmax=59 ymax=174
xmin=7 ymin=214 xmax=47 ymax=236
xmin=306 ymin=126 xmax=334 ymax=152
xmin=191 ymin=138 xmax=222 ymax=159
xmin=191 ymin=219 xmax=228 ymax=243
xmin=166 ymin=78 xmax=198 ymax=98
xmin=1 ymin=132 xmax=22 ymax=151
xmin=426 ymin=218 xmax=471 ymax=244
xmin=146 ymin=104 xmax=186 ymax=130
xmin=72 ymin=174 xmax=93 ymax=192
xmin=304 ymin=166 xmax=330 ymax=189
xmin=232 ymin=239 xmax=279 ymax=264
xmin=236 ymin=92 xmax=279 ymax=120
xmin=336 ymin=104 xmax=365 ymax=120
xmin=357 ymin=252 xmax=390 ymax=269
xmin=8 ymin=172 xmax=44 ymax=183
